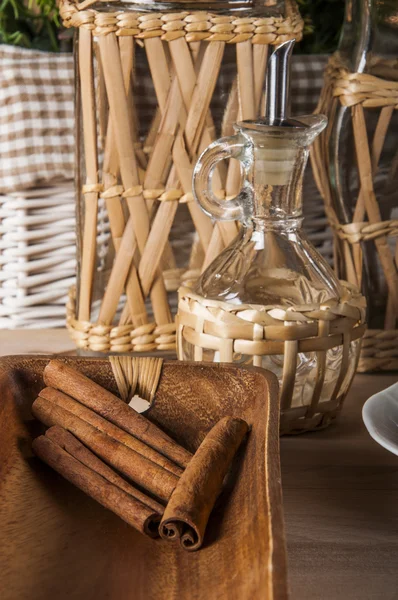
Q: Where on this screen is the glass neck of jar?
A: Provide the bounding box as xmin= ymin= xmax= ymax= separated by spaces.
xmin=337 ymin=0 xmax=398 ymax=74
xmin=244 ymin=141 xmax=308 ymax=231
xmin=112 ymin=0 xmax=271 ymax=15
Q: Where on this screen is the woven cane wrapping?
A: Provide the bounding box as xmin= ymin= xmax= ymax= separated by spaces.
xmin=177 ymin=283 xmax=366 ymax=434
xmin=67 ymin=286 xmax=176 ymax=353
xmin=63 ymin=0 xmax=304 ymax=353
xmin=60 ymin=1 xmax=303 ymax=45
xmin=312 ymin=56 xmax=398 ymax=372
xmin=109 ymin=355 xmax=163 ymax=403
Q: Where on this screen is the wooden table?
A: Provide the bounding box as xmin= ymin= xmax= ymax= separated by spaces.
xmin=281 ymin=373 xmax=398 ymax=600
xmin=1 ymin=329 xmax=397 ymax=599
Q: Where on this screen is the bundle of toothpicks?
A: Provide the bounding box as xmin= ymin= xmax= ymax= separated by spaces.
xmin=61 ymin=0 xmax=304 ymax=354
xmin=32 ymin=360 xmax=248 ymax=551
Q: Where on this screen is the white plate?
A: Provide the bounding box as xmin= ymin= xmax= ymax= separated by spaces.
xmin=363 ymin=382 xmax=398 ymax=456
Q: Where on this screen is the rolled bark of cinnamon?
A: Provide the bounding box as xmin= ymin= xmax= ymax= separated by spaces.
xmin=39 ymin=387 xmax=183 ymax=477
xmin=45 ymin=426 xmax=164 ymax=514
xmin=43 ymin=360 xmax=192 ymax=469
xmin=159 ymin=416 xmax=249 ymax=551
xmin=32 ymin=396 xmax=178 ymax=503
xmin=32 ymin=435 xmax=161 ymax=538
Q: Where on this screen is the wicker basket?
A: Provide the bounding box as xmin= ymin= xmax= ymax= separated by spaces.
xmin=61 ymin=0 xmax=304 ymax=353
xmin=0 ymin=183 xmax=77 ymax=328
xmin=177 ymin=283 xmax=366 ymax=434
xmin=312 ymin=56 xmax=398 ymax=372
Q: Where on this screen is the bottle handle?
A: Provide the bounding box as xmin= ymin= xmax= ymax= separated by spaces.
xmin=192 ymin=134 xmax=251 ymax=222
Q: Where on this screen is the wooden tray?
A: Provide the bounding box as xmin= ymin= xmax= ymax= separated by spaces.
xmin=0 ymin=357 xmax=287 ymax=600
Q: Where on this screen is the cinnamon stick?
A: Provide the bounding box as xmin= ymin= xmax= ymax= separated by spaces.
xmin=32 ymin=434 xmax=161 ymax=538
xmin=39 ymin=388 xmax=183 ymax=477
xmin=32 ymin=396 xmax=178 ymax=503
xmin=160 ymin=416 xmax=249 ymax=551
xmin=45 ymin=426 xmax=164 ymax=514
xmin=43 ymin=360 xmax=192 ymax=469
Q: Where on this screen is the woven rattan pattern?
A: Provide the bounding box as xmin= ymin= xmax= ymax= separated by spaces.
xmin=60 ymin=1 xmax=303 ymax=44
xmin=67 ymin=286 xmax=176 ymax=353
xmin=177 ymin=283 xmax=366 ymax=434
xmin=312 ymin=56 xmax=398 ymax=372
xmin=329 ymin=215 xmax=398 ymax=245
xmin=321 ymin=57 xmax=398 ymax=247
xmin=109 ymin=356 xmax=163 ymax=402
xmin=358 ymin=329 xmax=398 ymax=372
xmin=325 ymin=56 xmax=398 ymax=109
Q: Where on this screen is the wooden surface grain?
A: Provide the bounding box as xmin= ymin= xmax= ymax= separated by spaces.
xmin=0 ymin=329 xmax=74 ymax=355
xmin=0 ymin=331 xmax=397 ymax=599
xmin=0 ymin=356 xmax=286 ymax=600
xmin=281 ymin=372 xmax=398 ymax=600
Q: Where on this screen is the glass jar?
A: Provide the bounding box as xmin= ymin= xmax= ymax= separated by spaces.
xmin=314 ymin=0 xmax=398 ymax=351
xmin=178 ymin=114 xmax=365 ymax=411
xmin=68 ymin=0 xmax=303 ymax=353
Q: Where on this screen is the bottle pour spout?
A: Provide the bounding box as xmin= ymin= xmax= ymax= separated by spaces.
xmin=265 ymin=39 xmax=295 ymax=125
xmin=192 ymin=37 xmax=328 ymax=221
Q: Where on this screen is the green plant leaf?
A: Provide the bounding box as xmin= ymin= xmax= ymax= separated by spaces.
xmin=296 ymin=0 xmax=345 ymax=54
xmin=0 ymin=0 xmax=61 ymax=51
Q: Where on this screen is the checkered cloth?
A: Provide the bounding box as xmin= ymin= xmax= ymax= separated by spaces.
xmin=0 ymin=45 xmax=74 ymax=194
xmin=0 ymin=46 xmax=328 ymax=193
xmin=291 ymin=54 xmax=328 ymax=115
